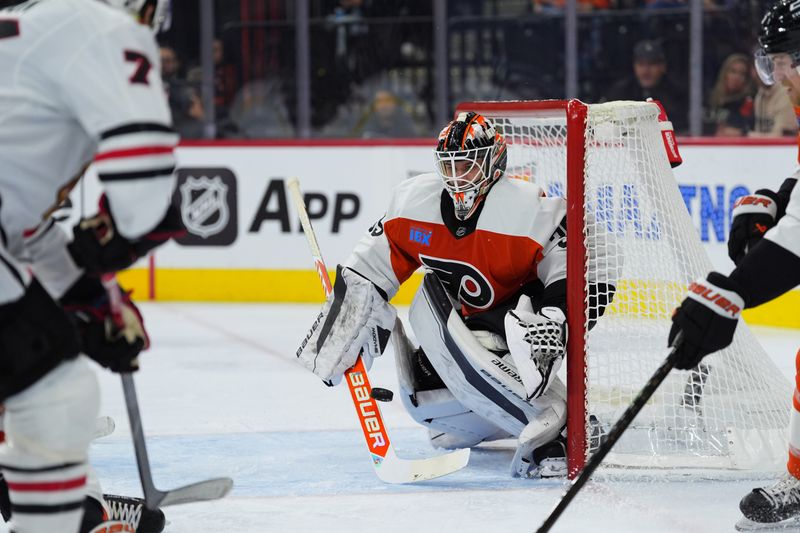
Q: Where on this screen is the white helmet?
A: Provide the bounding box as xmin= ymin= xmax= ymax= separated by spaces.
xmin=102 ymin=0 xmax=170 ymax=33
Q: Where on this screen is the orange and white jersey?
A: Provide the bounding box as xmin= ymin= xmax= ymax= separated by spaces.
xmin=345 ymin=173 xmax=568 ymax=316
xmin=0 ymin=0 xmax=177 ymax=249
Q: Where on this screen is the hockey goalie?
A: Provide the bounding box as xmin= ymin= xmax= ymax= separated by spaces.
xmin=297 ymin=112 xmax=618 ymax=478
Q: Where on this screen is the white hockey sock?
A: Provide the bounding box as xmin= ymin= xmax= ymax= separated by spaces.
xmin=4 ymin=461 xmax=87 ymax=532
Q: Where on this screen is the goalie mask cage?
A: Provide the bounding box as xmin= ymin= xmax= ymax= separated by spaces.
xmin=454 ymin=99 xmax=790 ymax=478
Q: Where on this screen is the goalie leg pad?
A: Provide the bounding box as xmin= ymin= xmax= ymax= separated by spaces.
xmin=393 ymin=319 xmax=509 ymax=449
xmin=409 ymin=272 xmax=565 ymax=437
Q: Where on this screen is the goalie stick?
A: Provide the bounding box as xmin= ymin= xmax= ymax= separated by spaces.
xmin=535 ymin=333 xmax=684 ymax=533
xmin=101 ymin=275 xmax=233 ymax=508
xmin=286 ymin=177 xmax=470 ymax=484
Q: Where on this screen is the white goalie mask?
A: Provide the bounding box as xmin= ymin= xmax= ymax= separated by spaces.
xmin=102 ymin=0 xmax=171 ymax=33
xmin=434 ymin=112 xmax=507 ymax=221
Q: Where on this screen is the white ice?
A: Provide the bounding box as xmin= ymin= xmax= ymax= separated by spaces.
xmin=2 ymin=304 xmax=798 ymax=533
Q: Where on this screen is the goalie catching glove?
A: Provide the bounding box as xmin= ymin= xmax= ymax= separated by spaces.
xmin=297 ymin=266 xmax=396 ymax=384
xmin=504 ymin=295 xmax=567 ymax=400
xmin=61 ymin=275 xmax=149 ymax=373
xmin=668 ymin=272 xmax=746 ymax=370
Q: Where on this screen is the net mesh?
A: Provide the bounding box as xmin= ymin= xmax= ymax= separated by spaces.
xmin=472 ymin=100 xmax=790 ymax=471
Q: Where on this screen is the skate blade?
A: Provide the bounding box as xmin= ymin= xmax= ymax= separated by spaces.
xmin=736 ymin=516 xmax=800 ymax=531
xmin=538 ymin=458 xmax=567 ymax=479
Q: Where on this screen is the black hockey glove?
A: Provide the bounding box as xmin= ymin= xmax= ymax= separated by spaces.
xmin=61 ymin=275 xmax=149 ymax=373
xmin=68 ymin=194 xmax=185 ymax=274
xmin=668 ymin=272 xmax=747 ymax=370
xmin=728 ymin=190 xmax=779 ymax=265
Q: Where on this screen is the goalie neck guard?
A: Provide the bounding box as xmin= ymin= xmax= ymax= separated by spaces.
xmin=434 ymin=112 xmax=507 ymax=221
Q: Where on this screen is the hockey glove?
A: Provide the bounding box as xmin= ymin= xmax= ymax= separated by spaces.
xmin=668 ymin=272 xmax=746 ymax=370
xmin=68 ymin=194 xmax=185 ymax=274
xmin=728 ymin=191 xmax=779 ymax=265
xmin=504 ymin=295 xmax=567 ymax=400
xmin=61 ymin=275 xmax=149 ymax=373
xmin=297 ymin=266 xmax=396 ymax=385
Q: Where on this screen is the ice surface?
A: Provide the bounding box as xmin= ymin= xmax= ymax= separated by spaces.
xmin=1 ymin=303 xmax=797 ymax=532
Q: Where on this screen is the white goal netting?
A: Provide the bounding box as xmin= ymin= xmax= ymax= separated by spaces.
xmin=463 ymin=100 xmax=790 ymax=472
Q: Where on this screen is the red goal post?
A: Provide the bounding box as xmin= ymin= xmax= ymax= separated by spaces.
xmin=455 ymin=99 xmax=790 ymax=479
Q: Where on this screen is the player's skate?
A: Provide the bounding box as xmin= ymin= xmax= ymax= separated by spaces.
xmin=88 ymin=520 xmax=134 ymax=533
xmin=736 ymin=474 xmax=800 ymax=531
xmin=104 ymin=494 xmax=166 ymax=533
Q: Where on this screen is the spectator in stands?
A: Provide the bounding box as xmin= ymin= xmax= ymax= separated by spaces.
xmin=213 ymin=38 xmax=238 ymax=123
xmin=160 ymin=45 xmax=181 ymax=83
xmin=704 ymin=53 xmax=755 ymax=137
xmin=159 ymin=45 xmax=204 ymax=139
xmin=603 ymin=39 xmax=689 ymax=133
xmin=352 ymin=89 xmax=418 ymax=138
xmin=750 ymin=65 xmax=799 ymax=137
xmin=227 ymin=79 xmax=295 ymax=138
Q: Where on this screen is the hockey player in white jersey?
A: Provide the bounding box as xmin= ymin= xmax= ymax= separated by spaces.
xmin=669 ymin=3 xmax=800 ymax=529
xmin=297 ymin=112 xmax=618 ymax=478
xmin=0 ymin=1 xmax=184 ymax=532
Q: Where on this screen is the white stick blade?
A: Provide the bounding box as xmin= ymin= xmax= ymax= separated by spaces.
xmin=375 ymin=447 xmax=470 ymax=484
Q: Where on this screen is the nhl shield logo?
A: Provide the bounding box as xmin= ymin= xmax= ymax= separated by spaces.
xmin=180 ymin=175 xmax=230 ymax=238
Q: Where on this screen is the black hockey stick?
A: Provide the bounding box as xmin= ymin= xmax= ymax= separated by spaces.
xmin=535 ymin=333 xmax=683 ymax=533
xmin=102 ymin=275 xmax=233 ymax=509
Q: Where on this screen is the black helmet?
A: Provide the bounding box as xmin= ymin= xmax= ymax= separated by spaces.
xmin=759 ymin=0 xmax=800 ymax=56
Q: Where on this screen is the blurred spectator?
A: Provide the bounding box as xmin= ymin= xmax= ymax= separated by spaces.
xmin=160 ymin=45 xmax=181 ymax=82
xmin=603 ymin=40 xmax=689 ymax=133
xmin=227 ymin=79 xmax=295 ymax=138
xmin=159 ymin=45 xmax=204 ymax=139
xmin=213 ymin=38 xmax=238 ymax=123
xmin=704 ymin=53 xmax=754 ymax=137
xmin=750 ymin=67 xmax=798 ymax=137
xmin=352 ymin=90 xmax=418 ymax=138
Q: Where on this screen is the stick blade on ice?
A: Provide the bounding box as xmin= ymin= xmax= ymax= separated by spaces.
xmin=376 ymin=446 xmax=470 ymax=484
xmin=153 ymin=477 xmax=234 ymax=508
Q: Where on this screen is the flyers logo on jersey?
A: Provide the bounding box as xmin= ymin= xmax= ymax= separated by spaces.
xmin=419 ymin=255 xmax=494 ymax=310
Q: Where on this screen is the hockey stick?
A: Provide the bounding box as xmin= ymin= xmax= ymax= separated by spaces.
xmin=535 ymin=333 xmax=683 ymax=533
xmin=286 ymin=177 xmax=470 ymax=483
xmin=100 ymin=275 xmax=233 ymax=508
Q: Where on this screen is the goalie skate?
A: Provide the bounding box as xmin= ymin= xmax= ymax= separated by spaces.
xmin=736 ymin=475 xmax=800 ymax=531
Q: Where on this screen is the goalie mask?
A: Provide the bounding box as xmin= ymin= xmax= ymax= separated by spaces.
xmin=102 ymin=0 xmax=171 ymax=33
xmin=755 ymin=0 xmax=800 ymax=85
xmin=434 ymin=112 xmax=507 ymax=221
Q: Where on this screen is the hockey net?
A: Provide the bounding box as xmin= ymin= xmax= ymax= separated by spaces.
xmin=455 ymin=100 xmax=790 ymax=478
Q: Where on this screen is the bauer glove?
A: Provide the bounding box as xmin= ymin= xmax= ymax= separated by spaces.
xmin=297 ymin=266 xmax=396 ymax=385
xmin=668 ymin=272 xmax=746 ymax=370
xmin=728 ymin=191 xmax=779 ymax=265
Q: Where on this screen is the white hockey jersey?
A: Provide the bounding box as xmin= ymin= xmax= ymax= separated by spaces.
xmin=0 ymin=0 xmax=178 ymax=303
xmin=346 ymin=173 xmax=568 ymax=316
